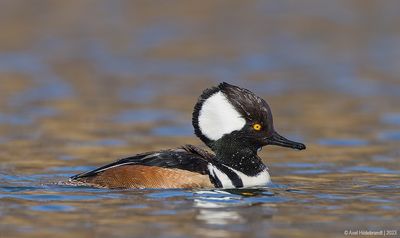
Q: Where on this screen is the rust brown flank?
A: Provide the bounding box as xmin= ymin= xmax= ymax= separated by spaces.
xmin=74 ymin=165 xmax=213 ymax=189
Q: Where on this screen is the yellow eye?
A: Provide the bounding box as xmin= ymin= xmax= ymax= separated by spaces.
xmin=253 ymin=123 xmax=262 ymax=131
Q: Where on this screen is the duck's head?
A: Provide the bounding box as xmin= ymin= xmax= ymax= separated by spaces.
xmin=192 ymin=82 xmax=306 ymax=153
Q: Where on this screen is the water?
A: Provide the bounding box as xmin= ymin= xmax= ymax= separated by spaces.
xmin=1 ymin=1 xmax=400 ymax=238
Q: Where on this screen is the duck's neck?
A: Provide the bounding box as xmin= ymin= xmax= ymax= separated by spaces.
xmin=210 ymin=139 xmax=267 ymax=177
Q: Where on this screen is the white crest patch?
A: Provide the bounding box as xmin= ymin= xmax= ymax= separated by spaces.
xmin=198 ymin=91 xmax=246 ymax=141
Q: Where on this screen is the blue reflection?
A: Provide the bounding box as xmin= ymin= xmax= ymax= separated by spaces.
xmin=114 ymin=109 xmax=180 ymax=123
xmin=30 ymin=204 xmax=75 ymax=212
xmin=318 ymin=138 xmax=368 ymax=146
xmin=151 ymin=124 xmax=193 ymax=136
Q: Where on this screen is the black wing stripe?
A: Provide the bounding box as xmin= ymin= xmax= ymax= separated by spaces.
xmin=70 ymin=152 xmax=155 ymax=179
xmin=219 ymin=165 xmax=243 ymax=188
xmin=70 ymin=146 xmax=215 ymax=180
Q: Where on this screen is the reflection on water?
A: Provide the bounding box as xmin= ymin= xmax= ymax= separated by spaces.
xmin=378 ymin=131 xmax=400 ymax=141
xmin=197 ymin=209 xmax=244 ymax=225
xmin=1 ymin=1 xmax=400 ymax=238
xmin=114 ymin=109 xmax=180 ymax=124
xmin=318 ymin=138 xmax=368 ymax=147
xmin=381 ymin=113 xmax=400 ymax=126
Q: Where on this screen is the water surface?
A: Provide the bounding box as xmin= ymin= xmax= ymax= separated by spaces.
xmin=0 ymin=1 xmax=399 ymax=238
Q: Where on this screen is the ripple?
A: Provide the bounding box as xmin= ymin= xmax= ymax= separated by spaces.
xmin=151 ymin=124 xmax=193 ymax=136
xmin=318 ymin=138 xmax=368 ymax=146
xmin=340 ymin=166 xmax=400 ymax=174
xmin=372 ymin=155 xmax=395 ymax=162
xmin=10 ymin=81 xmax=72 ymax=106
xmin=0 ymin=193 xmax=97 ymax=201
xmin=146 ymin=190 xmax=193 ymax=199
xmin=0 ymin=107 xmax=58 ymax=125
xmin=314 ymin=193 xmax=347 ymax=200
xmin=274 ymin=162 xmax=333 ymax=175
xmin=68 ymin=139 xmax=126 ymax=147
xmin=0 ymin=186 xmax=40 ymax=193
xmin=122 ymin=204 xmax=148 ymax=209
xmin=361 ymin=197 xmax=393 ymax=203
xmin=30 ymin=204 xmax=75 ymax=212
xmin=378 ymin=131 xmax=400 ymax=141
xmin=48 ymin=166 xmax=96 ymax=172
xmin=149 ymin=210 xmax=177 ymax=216
xmin=292 ymin=169 xmax=329 ymax=174
xmin=197 ymin=209 xmax=244 ymax=225
xmin=119 ymin=82 xmax=159 ymax=103
xmin=381 ymin=113 xmax=400 ymax=125
xmin=273 ymin=162 xmax=335 ymax=168
xmin=114 ymin=109 xmax=180 ymax=123
xmin=367 ymin=184 xmax=400 ymax=190
xmin=193 ymin=189 xmax=288 ymax=208
xmin=93 ymin=139 xmax=126 ymax=147
xmin=57 ymin=155 xmax=78 ymax=161
xmin=0 ymin=113 xmax=32 ymax=125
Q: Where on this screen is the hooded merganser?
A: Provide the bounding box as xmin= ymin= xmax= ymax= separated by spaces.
xmin=69 ymin=82 xmax=305 ymax=189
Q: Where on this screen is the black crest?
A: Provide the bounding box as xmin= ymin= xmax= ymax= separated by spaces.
xmin=219 ymin=82 xmax=274 ymax=131
xmin=192 ymin=82 xmax=274 ymax=147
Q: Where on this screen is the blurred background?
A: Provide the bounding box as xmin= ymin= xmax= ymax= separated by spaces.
xmin=1 ymin=0 xmax=400 ymax=150
xmin=0 ymin=1 xmax=399 ymax=238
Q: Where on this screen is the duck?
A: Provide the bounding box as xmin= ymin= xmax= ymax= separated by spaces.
xmin=69 ymin=82 xmax=306 ymax=189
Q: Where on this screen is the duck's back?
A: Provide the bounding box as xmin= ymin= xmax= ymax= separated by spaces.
xmin=68 ymin=145 xmax=215 ymax=189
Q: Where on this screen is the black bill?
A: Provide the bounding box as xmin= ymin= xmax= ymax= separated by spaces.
xmin=264 ymin=131 xmax=306 ymax=150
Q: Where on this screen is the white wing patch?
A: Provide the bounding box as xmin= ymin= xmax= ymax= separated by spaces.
xmin=198 ymin=91 xmax=246 ymax=141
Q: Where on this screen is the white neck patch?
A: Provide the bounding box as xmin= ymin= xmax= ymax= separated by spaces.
xmin=208 ymin=164 xmax=235 ymax=189
xmin=229 ymin=166 xmax=271 ymax=188
xmin=198 ymin=91 xmax=246 ymax=141
xmin=208 ymin=163 xmax=271 ymax=188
